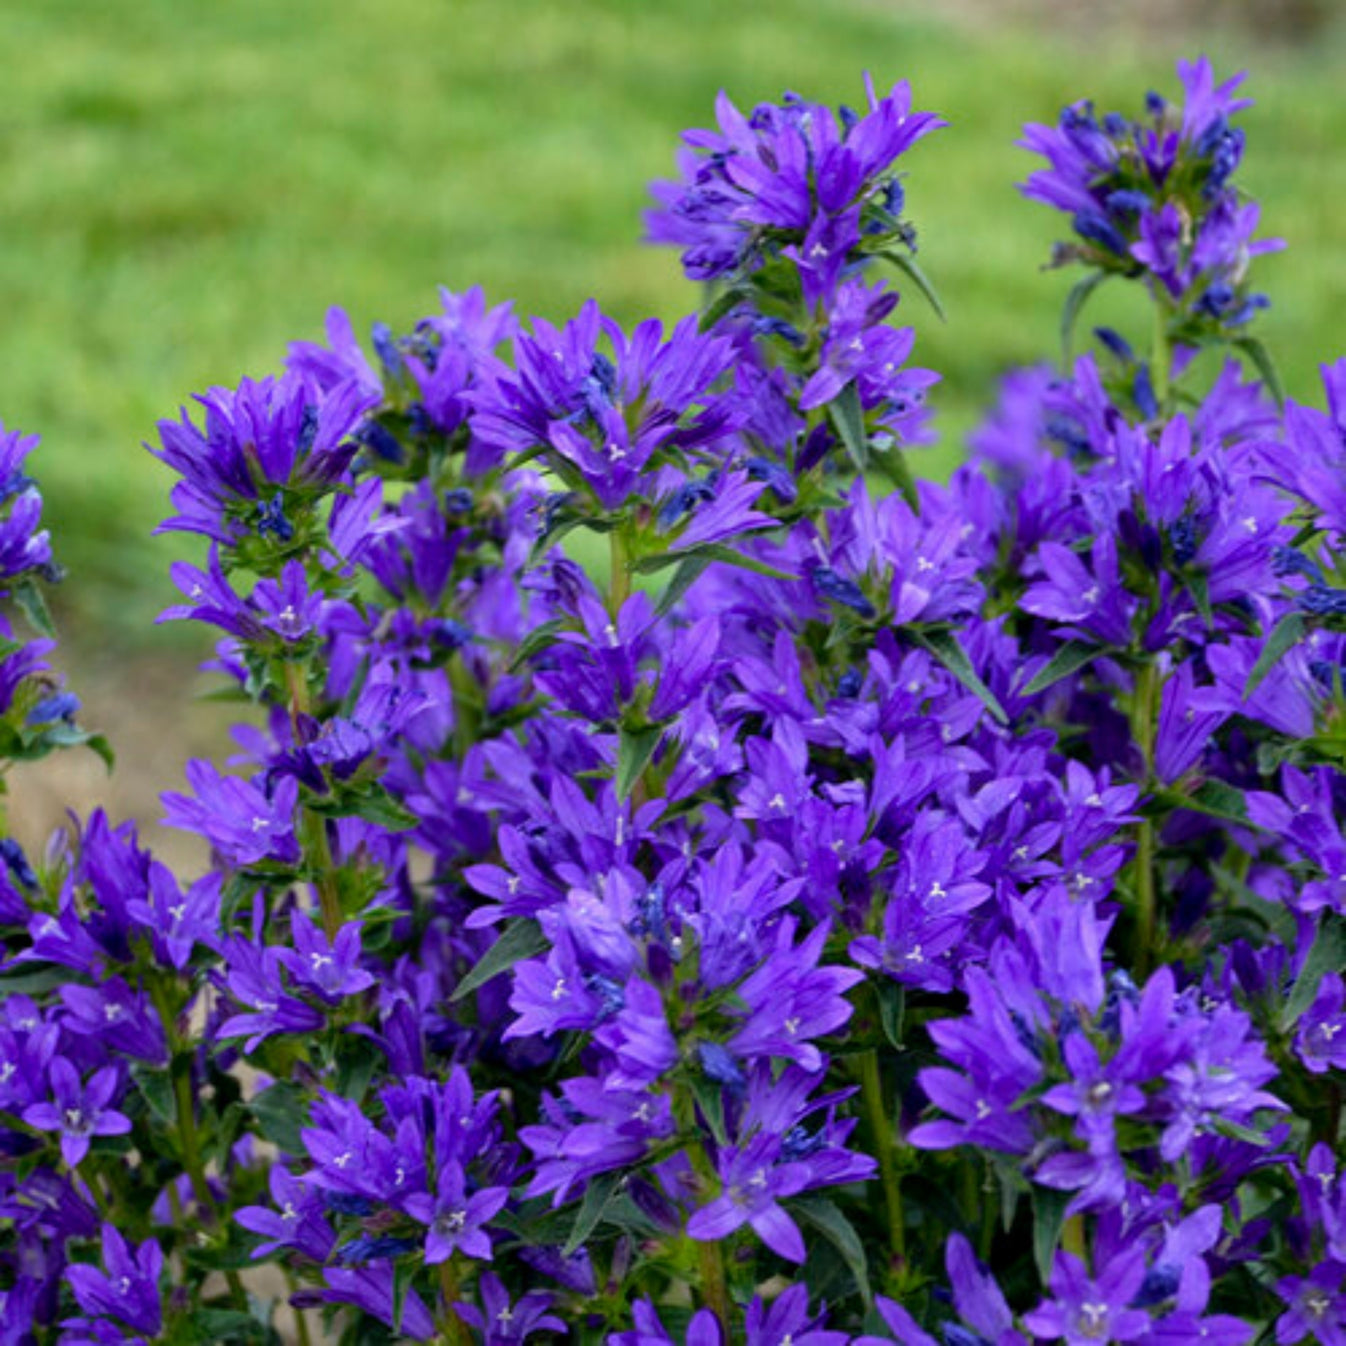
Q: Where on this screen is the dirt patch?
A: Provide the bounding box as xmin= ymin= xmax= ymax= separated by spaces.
xmin=9 ymin=641 xmax=242 ymax=876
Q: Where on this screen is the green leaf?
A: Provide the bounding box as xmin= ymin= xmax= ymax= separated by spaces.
xmin=563 ymin=1170 xmax=625 ymax=1257
xmin=634 ymin=543 xmax=793 ymax=582
xmin=1233 ymin=335 xmax=1286 ymax=409
xmin=508 ymin=618 xmax=567 ymax=672
xmin=1023 ymin=640 xmax=1099 ymax=696
xmin=828 ymin=383 xmax=869 ymax=474
xmin=13 ymin=577 xmax=56 ymax=639
xmin=912 ymin=629 xmax=1008 ymax=725
xmin=793 ymin=1195 xmax=874 ymax=1309
xmin=871 ymin=441 xmax=918 ymax=511
xmin=1031 ymin=1185 xmax=1072 ymax=1284
xmin=877 ymin=249 xmax=948 ymax=323
xmin=451 ymin=918 xmax=547 ymax=1003
xmin=131 ymin=1065 xmax=176 ymax=1128
xmin=1281 ymin=913 xmax=1346 ymax=1032
xmin=687 ymin=1070 xmax=730 ymax=1149
xmin=616 ymin=725 xmax=661 ymax=799
xmin=1186 ymin=571 xmax=1214 ymax=632
xmin=1244 ymin=612 xmax=1306 ymax=699
xmin=392 ymin=1256 xmax=418 ymax=1334
xmin=876 ymin=980 xmax=906 ymax=1051
xmin=250 ymin=1081 xmax=307 ymax=1155
xmin=1212 ymin=863 xmax=1298 ymax=946
xmin=1059 ymin=271 xmax=1111 ymax=364
xmin=346 ymin=788 xmax=418 ymax=832
xmin=335 ymin=1035 xmax=383 ymax=1103
xmin=656 ymin=554 xmax=714 ymax=618
xmin=1159 ymin=780 xmax=1248 ymax=825
xmin=699 ymin=285 xmax=748 ymax=332
xmin=0 ymin=966 xmax=71 ymax=996
xmin=187 ymin=1309 xmax=272 ymax=1344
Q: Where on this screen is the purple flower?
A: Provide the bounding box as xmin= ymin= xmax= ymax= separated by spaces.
xmin=1275 ymin=1263 xmax=1346 ymax=1346
xmin=274 ymin=911 xmax=375 ymax=1004
xmin=153 ymin=373 xmax=379 ymax=540
xmin=1296 ymin=973 xmax=1346 ymax=1075
xmin=320 ymin=1262 xmax=436 ymax=1340
xmin=402 ymin=1161 xmax=509 ymax=1263
xmin=236 ymin=1164 xmax=335 ymax=1260
xmin=64 ymin=1225 xmax=163 ymax=1337
xmin=126 ymin=865 xmax=221 ymax=971
xmin=472 ymin=304 xmax=741 ymax=509
xmin=23 ymin=1058 xmax=131 ymax=1168
xmin=161 ymin=760 xmax=301 ymax=868
xmin=217 ymin=937 xmax=326 ymax=1052
xmin=1024 ymin=1247 xmax=1151 ymax=1346
xmin=648 ymin=76 xmax=941 ymax=291
xmin=454 ymin=1272 xmax=565 ymax=1344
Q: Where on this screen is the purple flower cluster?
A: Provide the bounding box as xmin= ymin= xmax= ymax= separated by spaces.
xmin=1021 ymin=58 xmax=1283 ymax=344
xmin=0 ymin=55 xmax=1344 ymax=1346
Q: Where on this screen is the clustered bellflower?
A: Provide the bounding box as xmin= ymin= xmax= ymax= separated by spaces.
xmin=0 ymin=56 xmax=1343 ymax=1346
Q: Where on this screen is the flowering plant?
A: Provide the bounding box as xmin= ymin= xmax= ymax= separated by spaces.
xmin=3 ymin=56 xmax=1346 ymax=1346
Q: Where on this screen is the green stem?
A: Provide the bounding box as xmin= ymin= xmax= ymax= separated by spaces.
xmin=1151 ymin=296 xmax=1170 ymax=413
xmin=695 ymin=1234 xmax=731 ymax=1328
xmin=859 ymin=1048 xmax=905 ymax=1268
xmin=149 ymin=979 xmax=248 ymax=1307
xmin=1062 ymin=1214 xmax=1087 ymax=1259
xmin=609 ymin=528 xmax=632 ymax=615
xmin=1132 ymin=661 xmax=1160 ymax=976
xmin=437 ymin=1258 xmax=472 ymax=1346
xmin=284 ymin=662 xmax=343 ymax=939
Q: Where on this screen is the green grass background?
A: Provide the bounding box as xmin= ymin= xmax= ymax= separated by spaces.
xmin=6 ymin=0 xmax=1346 ymax=652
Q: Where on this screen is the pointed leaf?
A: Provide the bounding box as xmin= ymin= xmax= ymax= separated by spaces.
xmin=828 ymin=383 xmax=869 ymax=473
xmin=130 ymin=1066 xmax=176 ymax=1128
xmin=876 ymin=981 xmax=906 ymax=1051
xmin=1157 ymin=780 xmax=1248 ymax=825
xmin=451 ymin=919 xmax=547 ymax=1003
xmin=616 ymin=725 xmax=662 ymax=799
xmin=635 ymin=544 xmax=792 ymax=582
xmin=563 ymin=1171 xmax=625 ymax=1257
xmin=1244 ymin=612 xmax=1306 ymax=699
xmin=699 ymin=285 xmax=748 ymax=333
xmin=872 ymin=442 xmax=919 ymax=511
xmin=794 ymin=1196 xmax=873 ymax=1309
xmin=1060 ymin=271 xmax=1111 ymax=365
xmin=250 ymin=1082 xmax=307 ymax=1155
xmin=1281 ymin=913 xmax=1346 ymax=1032
xmin=1031 ymin=1185 xmax=1072 ymax=1284
xmin=656 ymin=554 xmax=713 ymax=618
xmin=508 ymin=619 xmax=567 ymax=672
xmin=13 ymin=577 xmax=56 ymax=639
xmin=1186 ymin=571 xmax=1214 ymax=631
xmin=878 ymin=249 xmax=947 ymax=323
xmin=1023 ymin=640 xmax=1099 ymax=696
xmin=912 ymin=629 xmax=1008 ymax=725
xmin=1233 ymin=335 xmax=1286 ymax=409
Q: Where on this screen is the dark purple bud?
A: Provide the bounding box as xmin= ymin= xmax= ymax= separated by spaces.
xmin=1105 ymin=189 xmax=1149 ymax=217
xmin=1169 ymin=516 xmax=1198 ymax=566
xmin=1073 ymin=212 xmax=1129 ymax=256
xmin=1301 ymin=585 xmax=1346 ymax=616
xmin=358 ymin=422 xmax=405 ymax=465
xmin=256 ymin=493 xmax=295 ymax=542
xmin=1094 ymin=327 xmax=1134 ymax=362
xmin=1133 ymin=366 xmax=1159 ymax=420
xmin=811 ymin=566 xmax=876 ymax=619
xmin=25 ymin=692 xmax=79 ymax=726
xmin=697 ymin=1041 xmax=747 ymax=1097
xmin=370 ymin=322 xmax=404 ymax=378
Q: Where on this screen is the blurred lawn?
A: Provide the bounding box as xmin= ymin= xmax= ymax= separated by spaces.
xmin=5 ymin=0 xmax=1346 ymax=650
